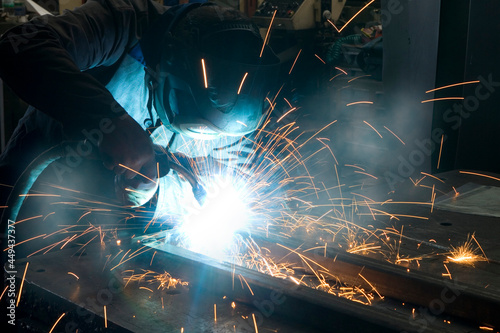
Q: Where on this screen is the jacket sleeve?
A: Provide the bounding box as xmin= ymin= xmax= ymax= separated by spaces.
xmin=0 ymin=0 xmax=165 ymax=134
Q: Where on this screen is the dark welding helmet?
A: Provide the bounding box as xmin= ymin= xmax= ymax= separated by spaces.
xmin=145 ymin=4 xmax=280 ymax=139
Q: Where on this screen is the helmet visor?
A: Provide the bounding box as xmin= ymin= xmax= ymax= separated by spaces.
xmin=164 ymin=50 xmax=280 ymax=137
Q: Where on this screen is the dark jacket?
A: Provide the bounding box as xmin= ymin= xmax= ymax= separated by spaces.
xmin=0 ymin=0 xmax=168 ymax=134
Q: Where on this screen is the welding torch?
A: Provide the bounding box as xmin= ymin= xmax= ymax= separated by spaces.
xmin=152 ymin=145 xmax=207 ymax=206
xmin=1 ymin=141 xmax=207 ymax=224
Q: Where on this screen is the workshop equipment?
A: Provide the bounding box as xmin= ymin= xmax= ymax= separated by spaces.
xmin=253 ymin=0 xmax=321 ymax=30
xmin=11 ymin=227 xmax=498 ymax=332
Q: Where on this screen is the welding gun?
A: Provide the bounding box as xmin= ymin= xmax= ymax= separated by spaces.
xmin=151 ymin=145 xmax=207 ymax=206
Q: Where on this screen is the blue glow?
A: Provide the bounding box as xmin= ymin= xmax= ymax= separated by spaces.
xmin=174 ymin=175 xmax=251 ymax=260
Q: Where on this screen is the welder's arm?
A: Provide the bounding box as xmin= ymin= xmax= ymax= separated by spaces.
xmin=0 ymin=0 xmax=159 ymax=131
xmin=0 ymin=0 xmax=163 ymax=198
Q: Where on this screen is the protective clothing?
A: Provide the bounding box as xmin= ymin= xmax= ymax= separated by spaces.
xmin=0 ymin=0 xmax=275 ymax=212
xmin=141 ymin=4 xmax=280 ymax=138
xmin=0 ymin=0 xmax=167 ymax=208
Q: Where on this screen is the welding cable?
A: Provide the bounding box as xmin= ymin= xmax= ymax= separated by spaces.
xmin=1 ymin=142 xmax=69 ymax=225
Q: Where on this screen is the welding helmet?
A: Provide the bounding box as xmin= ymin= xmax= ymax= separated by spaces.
xmin=144 ymin=4 xmax=280 ymax=139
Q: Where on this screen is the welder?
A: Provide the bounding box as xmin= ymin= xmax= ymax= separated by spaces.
xmin=0 ymin=0 xmax=280 ymax=212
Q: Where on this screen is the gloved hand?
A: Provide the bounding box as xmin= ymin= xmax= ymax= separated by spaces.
xmin=98 ymin=114 xmax=158 ymax=206
xmin=114 ymin=173 xmax=159 ymax=207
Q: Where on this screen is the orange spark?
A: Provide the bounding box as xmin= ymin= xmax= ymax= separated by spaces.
xmin=383 ymin=126 xmax=405 ymax=145
xmin=124 ymin=188 xmax=142 ymax=196
xmin=363 ymin=121 xmax=382 ymax=138
xmin=150 ymin=250 xmax=157 ymax=266
xmin=359 ymin=274 xmax=383 ymax=299
xmin=338 ymin=0 xmax=375 ymax=33
xmin=334 ymin=164 xmax=345 ymax=218
xmin=335 ymin=67 xmax=348 ymax=75
xmin=345 ymin=164 xmax=365 ymax=171
xmin=472 ymin=234 xmax=489 ymax=263
xmin=42 ymin=212 xmax=54 ymax=221
xmin=346 ymin=101 xmax=373 ymax=106
xmin=298 ymin=120 xmax=337 ymax=149
xmin=13 ymin=215 xmax=43 ymax=225
xmin=425 ymin=80 xmax=479 ymax=93
xmin=16 ymin=262 xmax=29 ymax=306
xmin=314 ymin=54 xmax=326 ymax=64
xmin=329 ymin=73 xmax=343 ymax=81
xmin=260 ymin=10 xmax=277 ymax=58
xmin=388 ymin=214 xmax=429 ymax=220
xmin=68 ymin=272 xmax=79 ymax=280
xmin=265 ymin=97 xmax=274 ymax=110
xmin=6 ymin=233 xmax=46 ymax=249
xmin=237 ymin=72 xmax=248 ymax=94
xmin=430 ymin=185 xmax=436 ymax=213
xmin=110 ymin=247 xmax=152 ymax=271
xmin=421 ymin=97 xmax=464 ymax=103
xmin=363 ymin=200 xmax=376 ymax=220
xmin=18 ymin=194 xmax=60 ymax=197
xmin=236 ymin=120 xmax=247 ymax=127
xmin=277 ymin=107 xmax=297 ymax=123
xmin=201 ymin=58 xmax=208 ymax=88
xmin=447 ymin=233 xmax=488 ymax=264
xmin=327 ymin=19 xmax=340 ymax=33
xmin=354 ymin=171 xmax=378 ymax=179
xmin=459 ymin=171 xmax=500 ymax=182
xmin=479 ymin=326 xmax=494 ymax=331
xmin=49 ymin=312 xmax=66 ymax=333
xmin=118 ymin=164 xmax=157 ymax=184
xmin=348 ymin=75 xmax=371 ymax=83
xmin=0 ymin=285 xmax=8 ymax=301
xmin=317 ymin=138 xmax=339 ymax=164
xmin=289 ymin=49 xmax=302 ymax=74
xmin=252 ymin=313 xmax=259 ymax=333
xmin=240 ymin=275 xmax=254 ymax=296
xmin=420 ymin=172 xmax=445 ymax=183
xmin=104 ymin=305 xmax=108 ymax=328
xmin=214 ymin=303 xmax=217 ymax=322
xmin=76 ymin=211 xmax=91 ymax=223
xmin=442 ymin=263 xmax=452 ymax=280
xmin=61 ymin=233 xmax=78 ymax=249
xmin=437 ymin=134 xmax=444 ymax=169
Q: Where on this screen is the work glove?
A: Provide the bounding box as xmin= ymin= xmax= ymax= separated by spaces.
xmin=98 ymin=114 xmax=158 ymax=206
xmin=114 ymin=173 xmax=159 ymax=207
